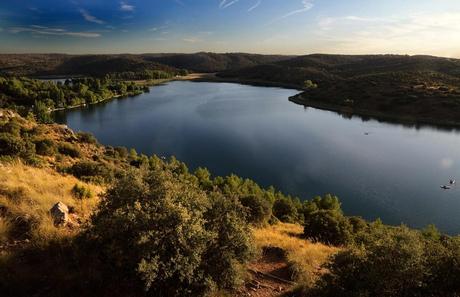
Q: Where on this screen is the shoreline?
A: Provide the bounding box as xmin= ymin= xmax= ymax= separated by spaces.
xmin=50 ymin=76 xmax=187 ymax=113
xmin=288 ymin=93 xmax=460 ymax=129
xmin=189 ymin=73 xmax=304 ymax=90
xmin=49 ymin=73 xmax=460 ymax=129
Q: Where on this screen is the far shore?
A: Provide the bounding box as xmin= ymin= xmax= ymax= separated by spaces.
xmin=47 ymin=73 xmax=460 ymax=129
xmin=289 ymin=93 xmax=460 ymax=129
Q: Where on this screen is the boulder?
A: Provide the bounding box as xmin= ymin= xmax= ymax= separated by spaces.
xmin=50 ymin=202 xmax=69 ymax=226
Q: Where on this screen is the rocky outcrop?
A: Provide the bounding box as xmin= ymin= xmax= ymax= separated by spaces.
xmin=50 ymin=202 xmax=69 ymax=226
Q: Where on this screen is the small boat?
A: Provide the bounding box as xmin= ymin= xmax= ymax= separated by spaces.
xmin=450 ymin=179 xmax=456 ymax=185
xmin=364 ymin=132 xmax=370 ymax=136
xmin=440 ymin=185 xmax=451 ymax=190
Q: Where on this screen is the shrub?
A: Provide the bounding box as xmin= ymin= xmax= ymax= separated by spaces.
xmin=114 ymin=146 xmax=129 ymax=159
xmin=0 ymin=119 xmax=22 ymax=136
xmin=71 ymin=184 xmax=93 ymax=199
xmin=77 ymin=131 xmax=98 ymax=144
xmin=58 ymin=142 xmax=81 ymax=158
xmin=34 ymin=138 xmax=56 ymax=156
xmin=424 ymin=237 xmax=460 ymax=295
xmin=303 ymin=210 xmax=353 ymax=246
xmin=70 ymin=161 xmax=113 ymax=183
xmin=239 ymin=194 xmax=272 ymax=225
xmin=33 ymin=100 xmax=53 ymax=124
xmin=348 ymin=216 xmax=368 ymax=234
xmin=314 ymin=226 xmax=427 ymax=297
xmin=0 ymin=133 xmax=25 ymax=156
xmin=83 ymin=168 xmax=252 ymax=296
xmin=311 ymin=194 xmax=342 ymax=212
xmin=273 ymin=198 xmax=298 ymax=223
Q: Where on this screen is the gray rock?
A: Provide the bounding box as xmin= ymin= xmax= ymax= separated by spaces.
xmin=50 ymin=202 xmax=69 ymax=226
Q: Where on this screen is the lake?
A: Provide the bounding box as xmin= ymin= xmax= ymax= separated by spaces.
xmin=55 ymin=81 xmax=460 ymax=234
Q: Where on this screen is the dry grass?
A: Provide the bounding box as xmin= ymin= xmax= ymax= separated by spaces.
xmin=252 ymin=223 xmax=339 ymax=286
xmin=0 ymin=218 xmax=11 ymax=244
xmin=0 ymin=161 xmax=103 ymax=246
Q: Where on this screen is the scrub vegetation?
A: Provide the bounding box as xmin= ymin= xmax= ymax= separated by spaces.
xmin=0 ymin=110 xmax=459 ymax=297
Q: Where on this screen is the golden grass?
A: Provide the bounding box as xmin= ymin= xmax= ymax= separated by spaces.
xmin=252 ymin=223 xmax=340 ymax=286
xmin=0 ymin=218 xmax=11 ymax=244
xmin=0 ymin=161 xmax=103 ymax=246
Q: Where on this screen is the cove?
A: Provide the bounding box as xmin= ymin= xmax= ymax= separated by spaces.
xmin=55 ymin=81 xmax=460 ymax=234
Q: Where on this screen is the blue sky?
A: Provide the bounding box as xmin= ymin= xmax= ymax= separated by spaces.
xmin=1 ymin=0 xmax=460 ymax=56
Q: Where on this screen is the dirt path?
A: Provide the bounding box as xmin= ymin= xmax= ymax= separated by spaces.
xmin=237 ymin=248 xmax=296 ymax=297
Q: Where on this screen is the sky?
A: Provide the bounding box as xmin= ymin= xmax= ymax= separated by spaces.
xmin=1 ymin=0 xmax=460 ymax=57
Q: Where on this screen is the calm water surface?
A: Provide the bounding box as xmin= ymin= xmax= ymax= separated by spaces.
xmin=55 ymin=81 xmax=460 ymax=234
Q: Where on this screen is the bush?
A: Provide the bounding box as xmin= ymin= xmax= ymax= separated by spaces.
xmin=114 ymin=146 xmax=129 ymax=159
xmin=273 ymin=198 xmax=298 ymax=223
xmin=70 ymin=161 xmax=113 ymax=183
xmin=314 ymin=226 xmax=427 ymax=297
xmin=0 ymin=133 xmax=25 ymax=156
xmin=34 ymin=138 xmax=56 ymax=156
xmin=0 ymin=119 xmax=22 ymax=136
xmin=58 ymin=142 xmax=81 ymax=158
xmin=33 ymin=100 xmax=53 ymax=124
xmin=71 ymin=184 xmax=93 ymax=199
xmin=83 ymin=168 xmax=252 ymax=296
xmin=77 ymin=131 xmax=98 ymax=144
xmin=303 ymin=210 xmax=353 ymax=246
xmin=239 ymin=194 xmax=272 ymax=225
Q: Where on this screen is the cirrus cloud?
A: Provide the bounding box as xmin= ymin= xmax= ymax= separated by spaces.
xmin=9 ymin=26 xmax=101 ymax=38
xmin=79 ymin=9 xmax=105 ymax=24
xmin=120 ymin=1 xmax=135 ymax=12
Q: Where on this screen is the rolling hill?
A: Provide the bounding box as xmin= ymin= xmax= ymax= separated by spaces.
xmin=219 ymin=54 xmax=460 ymax=126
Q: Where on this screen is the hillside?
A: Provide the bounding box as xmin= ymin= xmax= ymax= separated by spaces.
xmin=0 ymin=53 xmax=291 ymax=77
xmin=0 ymin=110 xmax=459 ymax=297
xmin=0 ymin=109 xmax=336 ymax=296
xmin=144 ymin=52 xmax=292 ymax=73
xmin=219 ymin=54 xmax=460 ymax=126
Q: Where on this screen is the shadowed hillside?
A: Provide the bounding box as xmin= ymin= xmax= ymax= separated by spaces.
xmin=220 ymin=54 xmax=460 ymax=126
xmin=0 ymin=53 xmax=292 ymax=77
xmin=144 ymin=52 xmax=292 ymax=73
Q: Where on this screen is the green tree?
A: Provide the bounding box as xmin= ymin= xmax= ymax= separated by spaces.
xmin=239 ymin=194 xmax=272 ymax=226
xmin=315 ymin=226 xmax=428 ymax=297
xmin=84 ymin=168 xmax=252 ymax=296
xmin=303 ymin=80 xmax=318 ymax=89
xmin=303 ymin=210 xmax=353 ymax=245
xmin=273 ymin=197 xmax=299 ymax=223
xmin=33 ymin=100 xmax=53 ymax=123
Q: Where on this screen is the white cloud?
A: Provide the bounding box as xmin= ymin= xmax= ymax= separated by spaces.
xmin=79 ymin=9 xmax=105 ymax=24
xmin=219 ymin=0 xmax=239 ymax=9
xmin=268 ymin=0 xmax=314 ymax=24
xmin=120 ymin=1 xmax=135 ymax=12
xmin=9 ymin=26 xmax=100 ymax=38
xmin=314 ymin=12 xmax=460 ymax=57
xmin=248 ymin=0 xmax=261 ymax=12
xmin=280 ymin=0 xmax=314 ymax=19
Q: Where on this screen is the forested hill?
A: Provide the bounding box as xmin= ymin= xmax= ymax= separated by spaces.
xmin=219 ymin=54 xmax=460 ymax=86
xmin=0 ymin=52 xmax=291 ymax=77
xmin=143 ymin=52 xmax=292 ymax=73
xmin=0 ymin=54 xmax=180 ymax=77
xmin=219 ymin=54 xmax=460 ymax=126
